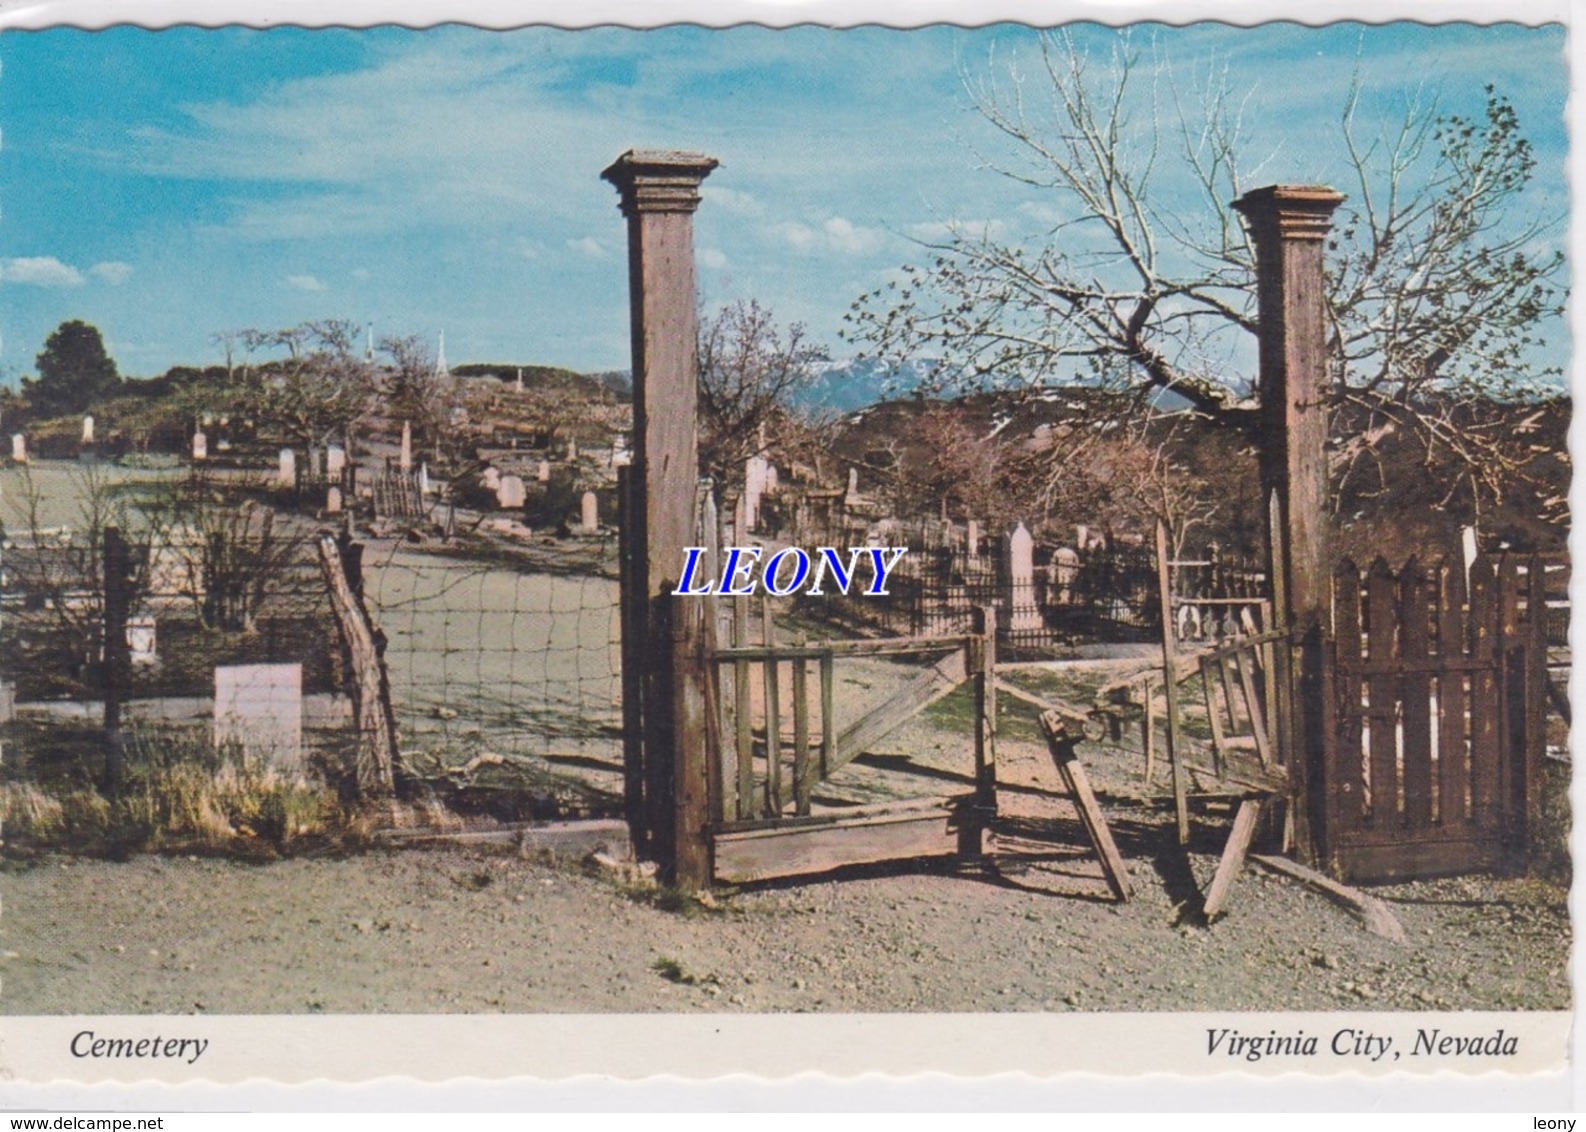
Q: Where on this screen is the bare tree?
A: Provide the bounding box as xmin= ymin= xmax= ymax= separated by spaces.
xmin=239 ymin=320 xmax=378 ymax=475
xmin=378 ymin=333 xmax=462 ymax=462
xmin=844 ymin=30 xmax=1564 ymax=520
xmin=697 ymin=300 xmax=830 ymax=489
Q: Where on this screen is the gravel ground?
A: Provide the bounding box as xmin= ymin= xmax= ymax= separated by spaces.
xmin=2 ymin=818 xmax=1567 ymax=1015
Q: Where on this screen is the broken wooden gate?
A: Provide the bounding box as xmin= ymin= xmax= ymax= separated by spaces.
xmin=1318 ymin=554 xmax=1549 ymax=882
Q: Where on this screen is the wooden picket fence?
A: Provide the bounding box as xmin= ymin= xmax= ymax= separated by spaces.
xmin=1320 ymin=554 xmax=1550 ymax=882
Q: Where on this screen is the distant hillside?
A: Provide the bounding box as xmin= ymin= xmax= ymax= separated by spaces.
xmin=452 ymin=364 xmax=630 ymax=402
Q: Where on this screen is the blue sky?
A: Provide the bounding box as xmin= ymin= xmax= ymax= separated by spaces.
xmin=0 ymin=22 xmax=1568 ymax=381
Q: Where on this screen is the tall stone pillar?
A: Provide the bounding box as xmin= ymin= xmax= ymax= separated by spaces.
xmin=603 ymin=149 xmax=718 ymax=889
xmin=1232 ymin=184 xmax=1345 ymax=627
xmin=1233 ymin=183 xmax=1344 ymax=867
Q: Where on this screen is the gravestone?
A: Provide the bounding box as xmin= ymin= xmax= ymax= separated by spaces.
xmin=581 ymin=490 xmax=599 ymax=533
xmin=82 ymin=415 xmax=95 ymax=445
xmin=847 ymin=467 xmax=859 ymax=498
xmin=0 ymin=679 xmax=14 ymax=724
xmin=399 ymin=421 xmax=412 ymax=473
xmin=11 ymin=434 xmax=26 ymax=463
xmin=1005 ymin=522 xmax=1043 ymax=630
xmin=566 ymin=438 xmax=578 ymax=462
xmin=1051 ymin=546 xmax=1081 ymax=605
xmin=966 ymin=520 xmax=981 ymax=558
xmin=537 ymin=460 xmax=551 ymax=483
xmin=419 ymin=462 xmax=431 ymax=495
xmin=127 ymin=616 xmax=158 ymax=665
xmin=214 ymin=663 xmax=303 ymax=768
xmin=326 ymin=485 xmax=343 ymax=514
xmin=278 ymin=448 xmax=296 ymax=486
xmin=326 ymin=444 xmax=346 ymax=475
xmin=192 ymin=431 xmax=207 ymax=461
xmin=481 ymin=466 xmax=501 ymax=491
xmin=1076 ymin=523 xmax=1089 ymax=551
xmin=496 ymin=474 xmax=526 ymax=510
xmin=744 ymin=454 xmax=769 ymax=531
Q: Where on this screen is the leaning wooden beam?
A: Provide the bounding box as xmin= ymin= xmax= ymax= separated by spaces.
xmin=1201 ymin=797 xmax=1262 ymax=920
xmin=828 ymin=648 xmax=968 ymax=773
xmin=1039 ymin=711 xmax=1132 ymax=903
xmin=992 ymin=678 xmax=1090 ymax=731
xmin=318 ymin=534 xmax=398 ymax=797
xmin=1250 ymin=853 xmax=1408 ymax=943
xmin=1156 ymin=521 xmax=1190 ymax=845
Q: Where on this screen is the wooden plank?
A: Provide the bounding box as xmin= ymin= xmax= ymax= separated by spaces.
xmin=1365 ymin=557 xmax=1400 ymax=827
xmin=1434 ymin=558 xmax=1469 ymax=826
xmin=792 ymin=641 xmax=811 ymax=816
xmin=711 ymin=636 xmax=970 ymax=661
xmin=1330 ymin=560 xmax=1365 ymax=835
xmin=991 ymin=678 xmax=1090 ymax=729
xmin=1156 ymin=520 xmax=1190 ymax=845
xmin=615 ymin=465 xmax=647 ymax=848
xmin=711 ymin=798 xmax=968 ymax=884
xmin=1202 ymin=798 xmax=1261 ymax=920
xmin=972 ymin=606 xmax=998 ymax=809
xmin=1250 ymin=854 xmax=1407 ymax=942
xmin=1039 ymin=712 xmax=1132 ymax=902
xmin=1201 ymin=659 xmax=1229 ymax=778
xmin=1233 ymin=646 xmax=1273 ymax=768
xmin=820 ymin=651 xmax=835 ymax=781
xmin=1399 ymin=557 xmax=1433 ymax=830
xmin=732 ymin=600 xmax=753 ymax=821
xmin=1522 ymin=553 xmax=1549 ymax=844
xmin=1468 ymin=555 xmax=1501 ymax=826
xmin=1142 ymin=678 xmax=1157 ymax=786
xmin=829 ymin=648 xmax=969 ymax=773
xmin=762 ymin=598 xmax=782 ymax=816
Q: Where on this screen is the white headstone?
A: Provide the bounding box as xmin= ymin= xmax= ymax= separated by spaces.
xmin=11 ymin=433 xmax=26 ymax=463
xmin=326 ymin=443 xmax=346 ymax=474
xmin=1006 ymin=522 xmax=1042 ymax=630
xmin=847 ymin=467 xmax=860 ymax=497
xmin=537 ymin=460 xmax=551 ymax=483
xmin=581 ymin=490 xmax=599 ymax=533
xmin=515 ymin=367 xmax=524 ymax=392
xmin=966 ymin=520 xmax=981 ymax=558
xmin=82 ymin=415 xmax=95 ymax=444
xmin=744 ymin=454 xmax=770 ymax=530
xmin=399 ymin=421 xmax=412 ymax=473
xmin=481 ymin=466 xmax=501 ymax=491
xmin=192 ymin=430 xmax=208 ymax=461
xmin=419 ymin=462 xmax=431 ymax=495
xmin=278 ymin=448 xmax=296 ymax=486
xmin=127 ymin=616 xmax=157 ymax=666
xmin=326 ymin=485 xmax=343 ymax=514
xmin=1075 ymin=524 xmax=1089 ymax=551
xmin=1461 ymin=525 xmax=1479 ymax=572
xmin=214 ymin=663 xmax=303 ymax=769
xmin=567 ymin=437 xmax=578 ymax=462
xmin=1052 ymin=546 xmax=1081 ymax=605
xmin=496 ymin=474 xmax=526 ymax=510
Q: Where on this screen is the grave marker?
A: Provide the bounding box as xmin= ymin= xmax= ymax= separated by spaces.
xmin=214 ymin=663 xmax=303 ymax=768
xmin=326 ymin=485 xmax=343 ymax=514
xmin=581 ymin=490 xmax=599 ymax=532
xmin=11 ymin=434 xmax=26 ymax=464
xmin=82 ymin=415 xmax=95 ymax=444
xmin=278 ymin=448 xmax=296 ymax=486
xmin=497 ymin=474 xmax=527 ymax=510
xmin=1005 ymin=522 xmax=1042 ymax=630
xmin=326 ymin=443 xmax=346 ymax=474
xmin=192 ymin=430 xmax=207 ymax=461
xmin=399 ymin=421 xmax=413 ymax=473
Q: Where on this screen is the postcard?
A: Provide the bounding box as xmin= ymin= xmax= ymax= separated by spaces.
xmin=0 ymin=1 xmax=1572 ymax=1101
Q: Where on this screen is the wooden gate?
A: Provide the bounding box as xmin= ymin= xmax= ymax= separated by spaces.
xmin=1319 ymin=554 xmax=1550 ymax=882
xmin=703 ymin=601 xmax=996 ymax=885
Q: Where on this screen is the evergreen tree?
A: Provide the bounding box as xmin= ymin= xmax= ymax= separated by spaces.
xmin=25 ymin=320 xmax=121 ymax=417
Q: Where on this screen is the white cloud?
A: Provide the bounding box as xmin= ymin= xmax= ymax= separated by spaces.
xmin=772 ymin=217 xmax=884 ymax=256
xmin=702 ymin=186 xmax=762 ymax=215
xmin=822 ymin=216 xmax=882 ymax=255
xmin=699 ymin=247 xmax=729 ymax=270
xmin=286 ymin=273 xmax=327 ymax=292
xmin=3 ymin=256 xmax=85 ymax=287
xmin=906 ymin=219 xmax=1006 ymax=243
xmin=567 ymin=237 xmax=606 ymax=259
xmin=90 ymin=261 xmax=134 ymax=285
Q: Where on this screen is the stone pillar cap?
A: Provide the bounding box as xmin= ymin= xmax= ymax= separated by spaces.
xmin=602 ymin=149 xmax=719 ymax=214
xmin=1232 ymin=184 xmax=1346 ymax=240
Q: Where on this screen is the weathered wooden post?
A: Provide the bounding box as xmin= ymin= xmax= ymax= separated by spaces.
xmin=101 ymin=527 xmax=134 ymax=794
xmin=603 ymin=149 xmax=718 ymax=889
xmin=1233 ymin=183 xmax=1345 ymax=863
